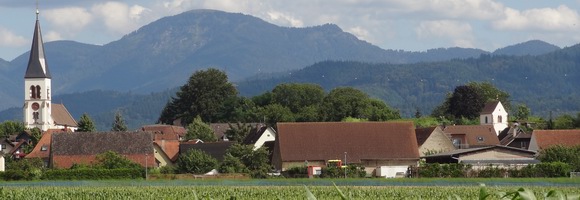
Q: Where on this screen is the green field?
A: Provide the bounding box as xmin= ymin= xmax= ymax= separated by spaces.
xmin=1 ymin=178 xmax=579 ymax=199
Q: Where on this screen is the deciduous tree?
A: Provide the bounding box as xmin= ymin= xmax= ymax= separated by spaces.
xmin=176 ymin=149 xmax=218 ymax=174
xmin=185 ymin=116 xmax=217 ymax=142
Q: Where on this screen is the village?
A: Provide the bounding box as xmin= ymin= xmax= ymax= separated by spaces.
xmin=1 ymin=9 xmax=580 ymax=181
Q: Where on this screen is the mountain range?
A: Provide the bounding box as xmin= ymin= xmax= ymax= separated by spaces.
xmin=0 ymin=9 xmax=573 ymax=130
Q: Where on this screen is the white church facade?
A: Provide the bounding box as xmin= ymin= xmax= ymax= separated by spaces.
xmin=479 ymin=101 xmax=508 ymax=135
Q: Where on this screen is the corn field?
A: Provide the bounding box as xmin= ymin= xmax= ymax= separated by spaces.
xmin=0 ymin=185 xmax=578 ymax=199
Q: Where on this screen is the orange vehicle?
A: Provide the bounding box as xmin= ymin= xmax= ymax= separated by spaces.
xmin=326 ymin=160 xmax=346 ymax=168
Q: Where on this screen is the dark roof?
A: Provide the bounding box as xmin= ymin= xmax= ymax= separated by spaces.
xmin=242 ymin=126 xmax=271 ymax=145
xmin=51 ymin=131 xmax=153 ymax=155
xmin=275 ymin=122 xmax=419 ymax=163
xmin=499 ymin=126 xmax=530 ymax=146
xmin=461 ymin=159 xmax=540 ymax=165
xmin=142 ymin=124 xmax=186 ymax=141
xmin=480 ymin=101 xmax=500 ymax=114
xmin=52 ymin=104 xmax=77 ymax=127
xmin=25 ymin=18 xmax=51 ymax=78
xmin=443 ymin=125 xmax=500 ymax=147
xmin=210 ymin=123 xmax=264 ymax=140
xmin=532 ymin=130 xmax=580 ymax=149
xmin=179 ymin=141 xmax=235 ymax=162
xmin=415 ymin=127 xmax=437 ymax=146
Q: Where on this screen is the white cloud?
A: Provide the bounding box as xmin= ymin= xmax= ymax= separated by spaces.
xmin=416 ymin=20 xmax=475 ymax=48
xmin=348 ymin=26 xmax=370 ymax=41
xmin=267 ymin=11 xmax=303 ymax=27
xmin=0 ymin=27 xmax=27 ymax=47
xmin=493 ymin=5 xmax=580 ymax=31
xmin=44 ymin=31 xmax=63 ymax=42
xmin=92 ymin=2 xmax=150 ymax=34
xmin=44 ymin=7 xmax=92 ymax=34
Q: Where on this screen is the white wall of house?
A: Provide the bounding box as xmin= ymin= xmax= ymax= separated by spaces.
xmin=419 ymin=127 xmax=456 ymax=156
xmin=253 ymin=127 xmax=276 ymax=150
xmin=527 ymin=134 xmax=539 ymax=152
xmin=0 ymin=155 xmax=5 ymax=172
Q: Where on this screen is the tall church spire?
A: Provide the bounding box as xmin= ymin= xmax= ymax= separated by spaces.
xmin=24 ymin=7 xmax=51 ymax=78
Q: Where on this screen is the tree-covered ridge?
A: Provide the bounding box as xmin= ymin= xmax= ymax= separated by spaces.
xmin=238 ymin=44 xmax=580 ymax=118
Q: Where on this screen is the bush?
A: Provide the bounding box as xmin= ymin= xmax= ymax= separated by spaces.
xmin=419 ymin=163 xmax=470 ymax=178
xmin=535 ymin=162 xmax=571 ymax=177
xmin=283 ymin=166 xmax=308 ymax=178
xmin=176 ymin=149 xmax=218 ymax=174
xmin=159 ymin=165 xmax=177 ymax=174
xmin=42 ymin=168 xmax=143 ymax=180
xmin=476 ymin=165 xmax=506 ymax=178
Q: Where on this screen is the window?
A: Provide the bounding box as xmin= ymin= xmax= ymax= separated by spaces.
xmin=485 ymin=116 xmax=488 ymax=124
xmin=41 ymin=145 xmax=48 ymax=151
xmin=498 ymin=115 xmax=503 ymax=123
xmin=476 ymin=136 xmax=484 ymax=143
xmin=36 ymin=85 xmax=41 ymax=99
xmin=30 ymin=86 xmax=37 ymax=99
xmin=452 ymin=138 xmax=462 ymax=149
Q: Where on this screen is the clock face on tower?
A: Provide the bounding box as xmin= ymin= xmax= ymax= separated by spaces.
xmin=32 ymin=102 xmax=40 ymax=111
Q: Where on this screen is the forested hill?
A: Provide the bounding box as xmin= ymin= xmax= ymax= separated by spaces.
xmin=237 ymin=44 xmax=580 ymax=117
xmin=493 ymin=40 xmax=561 ymax=56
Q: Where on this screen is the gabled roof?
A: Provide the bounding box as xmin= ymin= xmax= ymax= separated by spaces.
xmin=142 ymin=124 xmax=186 ymax=141
xmin=52 ymin=104 xmax=77 ymax=127
xmin=179 ymin=141 xmax=235 ymax=162
xmin=498 ymin=126 xmax=530 ymax=146
xmin=242 ymin=126 xmax=274 ymax=145
xmin=531 ymin=130 xmax=580 ymax=150
xmin=154 ymin=140 xmax=180 ymax=162
xmin=26 ymin=128 xmax=70 ymax=159
xmin=276 ymin=122 xmax=419 ymax=163
xmin=25 ymin=17 xmax=51 ymax=78
xmin=480 ymin=101 xmax=500 ymax=114
xmin=415 ymin=127 xmax=437 ymax=146
xmin=443 ymin=125 xmax=500 ymax=147
xmin=50 ymin=131 xmax=154 ymax=168
xmin=423 ymin=145 xmax=536 ymax=158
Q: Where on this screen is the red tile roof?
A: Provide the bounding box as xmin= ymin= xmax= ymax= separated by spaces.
xmin=154 ymin=140 xmax=180 ymax=161
xmin=443 ymin=125 xmax=500 ymax=147
xmin=142 ymin=125 xmax=186 ymax=141
xmin=532 ymin=130 xmax=580 ymax=149
xmin=51 ymin=104 xmax=77 ymax=127
xmin=26 ymin=129 xmax=70 ymax=159
xmin=275 ymin=122 xmax=419 ymax=163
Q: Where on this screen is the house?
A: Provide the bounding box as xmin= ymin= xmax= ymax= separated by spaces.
xmin=415 ymin=126 xmax=456 ymax=156
xmin=498 ymin=124 xmax=532 ymax=149
xmin=1 ymin=131 xmax=34 ymax=159
xmin=179 ymin=141 xmax=235 ymax=162
xmin=22 ymin=10 xmax=77 ymax=132
xmin=479 ymin=101 xmax=508 ymax=135
xmin=243 ymin=126 xmax=276 ymax=150
xmin=141 ymin=124 xmax=186 ymax=167
xmin=443 ymin=125 xmax=500 ymax=149
xmin=528 ymin=129 xmax=580 ymax=152
xmin=26 ymin=128 xmax=71 ymax=166
xmin=423 ymin=145 xmax=539 ymax=169
xmin=50 ymin=131 xmax=155 ymax=168
xmin=272 ymin=122 xmax=420 ymax=176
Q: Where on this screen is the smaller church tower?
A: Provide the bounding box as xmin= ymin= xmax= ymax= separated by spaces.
xmin=23 ymin=8 xmax=53 ymax=131
xmin=480 ymin=101 xmax=508 ymax=135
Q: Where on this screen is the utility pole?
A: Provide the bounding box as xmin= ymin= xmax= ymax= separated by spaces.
xmin=344 ymin=152 xmax=347 ymax=178
xmin=145 ymin=154 xmax=148 ymax=180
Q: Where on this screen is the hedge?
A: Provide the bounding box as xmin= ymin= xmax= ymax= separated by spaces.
xmin=41 ymin=168 xmax=144 ymax=180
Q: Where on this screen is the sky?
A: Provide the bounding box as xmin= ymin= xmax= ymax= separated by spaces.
xmin=1 ymin=0 xmax=580 ymax=61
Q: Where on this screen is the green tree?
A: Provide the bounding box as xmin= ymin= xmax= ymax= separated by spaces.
xmin=514 ymin=104 xmax=531 ymax=120
xmin=467 ymin=82 xmax=511 ymax=111
xmin=447 ymin=85 xmax=486 ymax=120
xmin=321 ymin=87 xmax=370 ymax=121
xmin=218 ymin=153 xmax=248 ymax=174
xmin=537 ymin=145 xmax=580 ymax=171
xmin=271 ymin=83 xmax=325 ymax=113
xmin=185 ymin=116 xmax=217 ymax=142
xmin=224 ymin=143 xmax=271 ymax=178
xmin=158 ymin=68 xmax=238 ymax=125
xmin=111 ymin=111 xmax=128 ymax=131
xmin=77 ymin=113 xmax=97 ymax=132
xmin=257 ymin=104 xmax=295 ymax=128
xmin=224 ymin=122 xmax=253 ymax=143
xmin=362 ymin=98 xmax=401 ymax=121
xmin=95 ymin=150 xmax=141 ymax=169
xmin=0 ymin=121 xmax=25 ymax=138
xmin=553 ymin=114 xmax=575 ymax=129
xmin=176 ymin=149 xmax=218 ymax=174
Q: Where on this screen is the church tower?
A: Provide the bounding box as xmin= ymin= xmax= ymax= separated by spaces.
xmin=23 ymin=8 xmax=53 ymax=131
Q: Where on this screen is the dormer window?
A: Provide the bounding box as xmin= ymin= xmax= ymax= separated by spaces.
xmin=476 ymin=136 xmax=484 ymax=143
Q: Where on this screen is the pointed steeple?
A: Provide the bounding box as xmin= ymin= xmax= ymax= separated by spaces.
xmin=24 ymin=8 xmax=51 ymax=78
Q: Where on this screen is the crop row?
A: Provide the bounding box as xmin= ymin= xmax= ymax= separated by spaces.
xmin=0 ymin=185 xmax=578 ymax=199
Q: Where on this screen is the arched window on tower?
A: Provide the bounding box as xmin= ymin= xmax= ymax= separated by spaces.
xmin=498 ymin=115 xmax=502 ymax=123
xmin=485 ymin=116 xmax=488 ymax=124
xmin=30 ymin=86 xmax=36 ymax=99
xmin=36 ymin=85 xmax=41 ymax=99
